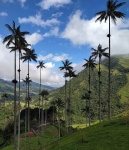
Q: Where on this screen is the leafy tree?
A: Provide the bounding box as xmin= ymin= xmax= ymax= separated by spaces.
xmin=95 ymin=0 xmax=126 ymax=120
xmin=91 ymin=44 xmax=108 ymax=122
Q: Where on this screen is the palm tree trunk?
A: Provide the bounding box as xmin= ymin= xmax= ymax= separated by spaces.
xmin=41 ymin=97 xmax=44 ymax=133
xmin=25 ymin=82 xmax=27 ymax=138
xmin=89 ymin=67 xmax=91 ymax=126
xmin=39 ymin=68 xmax=41 ymax=126
xmin=14 ymin=50 xmax=17 ymax=150
xmin=17 ymin=52 xmax=21 ymax=150
xmin=99 ymin=58 xmax=101 ymax=122
xmin=65 ymin=79 xmax=67 ymax=133
xmin=27 ymin=60 xmax=30 ymax=133
xmin=108 ymin=16 xmax=111 ymax=120
xmin=58 ymin=107 xmax=60 ymax=137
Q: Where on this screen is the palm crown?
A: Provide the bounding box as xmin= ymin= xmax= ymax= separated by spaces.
xmin=95 ymin=0 xmax=126 ymax=24
xmin=91 ymin=44 xmax=109 ymax=59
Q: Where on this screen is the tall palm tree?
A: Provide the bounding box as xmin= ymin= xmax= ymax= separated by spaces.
xmin=59 ymin=59 xmax=73 ymax=133
xmin=3 ymin=21 xmax=29 ymax=150
xmin=39 ymin=90 xmax=49 ymax=133
xmin=91 ymin=44 xmax=109 ymax=122
xmin=83 ymin=56 xmax=96 ymax=126
xmin=66 ymin=69 xmax=77 ymax=132
xmin=54 ymin=98 xmax=64 ymax=137
xmin=21 ymin=49 xmax=37 ymax=132
xmin=36 ymin=61 xmax=46 ymax=126
xmin=95 ymin=0 xmax=126 ymax=120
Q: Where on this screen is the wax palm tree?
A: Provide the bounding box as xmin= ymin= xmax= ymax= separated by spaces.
xmin=54 ymin=98 xmax=64 ymax=137
xmin=83 ymin=56 xmax=96 ymax=126
xmin=66 ymin=69 xmax=77 ymax=132
xmin=95 ymin=0 xmax=126 ymax=120
xmin=3 ymin=21 xmax=29 ymax=150
xmin=21 ymin=49 xmax=37 ymax=132
xmin=39 ymin=90 xmax=49 ymax=133
xmin=36 ymin=61 xmax=46 ymax=126
xmin=91 ymin=44 xmax=109 ymax=122
xmin=59 ymin=59 xmax=73 ymax=132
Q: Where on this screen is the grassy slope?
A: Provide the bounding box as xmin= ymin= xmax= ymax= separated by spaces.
xmin=1 ymin=116 xmax=129 ymax=150
xmin=48 ymin=117 xmax=129 ymax=150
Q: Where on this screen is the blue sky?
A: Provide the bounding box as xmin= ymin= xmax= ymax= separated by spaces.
xmin=0 ymin=0 xmax=129 ymax=87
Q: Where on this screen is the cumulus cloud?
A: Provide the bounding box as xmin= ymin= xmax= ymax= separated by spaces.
xmin=0 ymin=37 xmax=64 ymax=87
xmin=0 ymin=12 xmax=8 ymax=17
xmin=61 ymin=10 xmax=129 ymax=55
xmin=37 ymin=53 xmax=70 ymax=62
xmin=38 ymin=0 xmax=72 ymax=10
xmin=25 ymin=32 xmax=43 ymax=45
xmin=43 ymin=27 xmax=59 ymax=37
xmin=18 ymin=13 xmax=60 ymax=27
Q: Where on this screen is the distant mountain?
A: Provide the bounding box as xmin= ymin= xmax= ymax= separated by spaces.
xmin=0 ymin=78 xmax=56 ymax=101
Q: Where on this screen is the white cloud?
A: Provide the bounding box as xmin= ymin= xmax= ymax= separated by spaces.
xmin=53 ymin=53 xmax=70 ymax=62
xmin=37 ymin=53 xmax=70 ymax=62
xmin=43 ymin=27 xmax=59 ymax=37
xmin=25 ymin=32 xmax=43 ymax=45
xmin=0 ymin=12 xmax=8 ymax=17
xmin=0 ymin=37 xmax=64 ymax=87
xmin=38 ymin=0 xmax=72 ymax=10
xmin=61 ymin=10 xmax=129 ymax=55
xmin=18 ymin=13 xmax=60 ymax=27
xmin=18 ymin=0 xmax=26 ymax=7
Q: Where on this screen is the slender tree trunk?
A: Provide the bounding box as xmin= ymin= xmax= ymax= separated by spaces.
xmin=86 ymin=99 xmax=88 ymax=127
xmin=41 ymin=97 xmax=44 ymax=133
xmin=58 ymin=107 xmax=60 ymax=137
xmin=39 ymin=68 xmax=41 ymax=126
xmin=14 ymin=50 xmax=17 ymax=150
xmin=25 ymin=82 xmax=27 ymax=139
xmin=69 ymin=78 xmax=72 ymax=132
xmin=64 ymin=79 xmax=66 ymax=132
xmin=27 ymin=60 xmax=30 ymax=133
xmin=108 ymin=16 xmax=111 ymax=120
xmin=17 ymin=52 xmax=21 ymax=150
xmin=99 ymin=58 xmax=101 ymax=122
xmin=89 ymin=67 xmax=91 ymax=126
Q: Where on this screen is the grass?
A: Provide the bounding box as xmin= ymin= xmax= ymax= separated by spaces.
xmin=1 ymin=116 xmax=129 ymax=150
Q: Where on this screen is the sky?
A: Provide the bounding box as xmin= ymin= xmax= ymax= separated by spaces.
xmin=0 ymin=0 xmax=129 ymax=88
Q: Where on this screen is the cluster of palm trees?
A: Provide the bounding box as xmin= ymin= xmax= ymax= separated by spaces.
xmin=3 ymin=21 xmax=46 ymax=150
xmin=59 ymin=59 xmax=77 ymax=133
xmin=2 ymin=0 xmax=126 ymax=149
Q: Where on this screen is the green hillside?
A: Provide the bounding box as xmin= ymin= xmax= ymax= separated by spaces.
xmin=49 ymin=55 xmax=129 ymax=123
xmin=1 ymin=116 xmax=129 ymax=150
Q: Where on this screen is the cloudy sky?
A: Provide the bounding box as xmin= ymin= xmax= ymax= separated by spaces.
xmin=0 ymin=0 xmax=129 ymax=87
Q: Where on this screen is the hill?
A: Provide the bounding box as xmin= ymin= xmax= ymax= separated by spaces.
xmin=49 ymin=55 xmax=129 ymax=123
xmin=0 ymin=78 xmax=55 ymax=101
xmin=1 ymin=115 xmax=129 ymax=150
